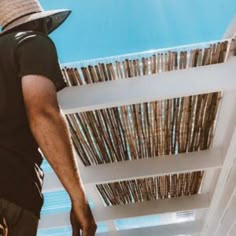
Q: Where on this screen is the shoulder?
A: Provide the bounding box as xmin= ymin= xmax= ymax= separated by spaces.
xmin=15 ymin=31 xmax=56 ymax=49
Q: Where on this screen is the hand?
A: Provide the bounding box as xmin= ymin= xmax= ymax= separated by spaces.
xmin=70 ymin=199 xmax=97 ymax=236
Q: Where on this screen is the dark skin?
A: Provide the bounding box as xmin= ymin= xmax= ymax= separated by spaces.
xmin=10 ymin=19 xmax=97 ymax=235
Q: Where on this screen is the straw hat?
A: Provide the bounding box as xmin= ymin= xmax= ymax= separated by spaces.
xmin=0 ymin=0 xmax=71 ymax=34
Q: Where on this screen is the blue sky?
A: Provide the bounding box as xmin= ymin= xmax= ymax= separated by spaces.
xmin=40 ymin=0 xmax=236 ymax=63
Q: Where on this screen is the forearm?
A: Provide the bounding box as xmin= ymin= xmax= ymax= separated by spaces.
xmin=29 ymin=109 xmax=85 ymax=202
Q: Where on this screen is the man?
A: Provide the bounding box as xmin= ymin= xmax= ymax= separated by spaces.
xmin=0 ymin=0 xmax=97 ymax=235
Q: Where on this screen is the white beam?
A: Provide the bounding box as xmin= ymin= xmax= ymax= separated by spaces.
xmin=229 ymin=223 xmax=236 ymax=236
xmin=220 ymin=159 xmax=236 ymax=202
xmin=213 ymin=91 xmax=236 ymax=149
xmin=199 ymin=169 xmax=220 ymax=196
xmin=80 ymin=149 xmax=223 ymax=185
xmin=202 ymin=90 xmax=236 ymax=207
xmin=215 ymin=195 xmax=236 ymax=236
xmin=98 ymin=220 xmax=203 ymax=236
xmin=39 ymin=193 xmax=209 ymax=229
xmin=57 ymin=57 xmax=236 ymax=114
xmin=197 ymin=91 xmax=236 ymax=220
xmin=202 ymin=128 xmax=236 ymax=235
xmin=195 ymin=169 xmax=220 ymax=222
xmin=94 ymin=193 xmax=209 ymax=222
xmin=42 ymin=148 xmax=223 ymax=193
xmin=198 ymin=20 xmax=236 ymax=226
xmin=207 ymin=157 xmax=236 ymax=235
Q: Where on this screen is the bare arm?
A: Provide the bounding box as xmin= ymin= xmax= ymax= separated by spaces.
xmin=22 ymin=75 xmax=96 ymax=235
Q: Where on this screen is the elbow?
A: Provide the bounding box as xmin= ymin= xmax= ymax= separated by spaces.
xmin=27 ymin=105 xmax=61 ymax=125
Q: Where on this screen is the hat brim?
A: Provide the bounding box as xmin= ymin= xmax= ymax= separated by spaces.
xmin=2 ymin=9 xmax=71 ymax=34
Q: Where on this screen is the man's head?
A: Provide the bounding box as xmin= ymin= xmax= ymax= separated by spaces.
xmin=0 ymin=0 xmax=71 ymax=35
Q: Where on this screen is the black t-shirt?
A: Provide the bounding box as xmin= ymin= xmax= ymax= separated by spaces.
xmin=0 ymin=31 xmax=66 ymax=218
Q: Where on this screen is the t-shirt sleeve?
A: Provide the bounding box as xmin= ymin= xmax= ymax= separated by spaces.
xmin=16 ymin=33 xmax=66 ymax=92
